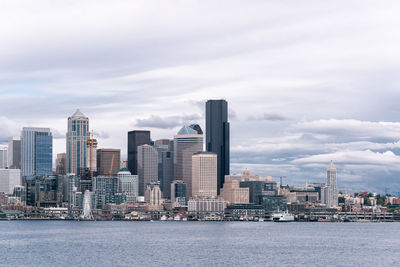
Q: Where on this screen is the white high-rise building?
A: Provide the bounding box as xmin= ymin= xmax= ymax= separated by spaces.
xmin=0 ymin=146 xmax=7 ymax=169
xmin=137 ymin=144 xmax=158 ymax=196
xmin=0 ymin=169 xmax=21 ymax=194
xmin=326 ymin=161 xmax=338 ymax=208
xmin=66 ymin=109 xmax=89 ymax=175
xmin=118 ymin=168 xmax=139 ymax=202
xmin=192 ymin=152 xmax=218 ymax=198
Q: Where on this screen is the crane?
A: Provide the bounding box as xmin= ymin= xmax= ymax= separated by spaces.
xmin=87 ymin=131 xmax=98 ymax=181
xmin=271 ymin=176 xmax=287 ymax=187
xmin=109 ymin=154 xmax=115 ymax=178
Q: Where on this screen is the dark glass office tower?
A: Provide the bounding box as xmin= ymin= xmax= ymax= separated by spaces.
xmin=127 ymin=130 xmax=150 ymax=175
xmin=35 ymin=132 xmax=53 ymax=176
xmin=206 ymin=99 xmax=230 ymax=194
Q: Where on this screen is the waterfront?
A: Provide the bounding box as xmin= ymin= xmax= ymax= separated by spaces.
xmin=0 ymin=221 xmax=399 ymax=266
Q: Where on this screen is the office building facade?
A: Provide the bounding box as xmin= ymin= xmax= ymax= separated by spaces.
xmin=8 ymin=136 xmax=21 ymax=169
xmin=326 ymin=161 xmax=338 ymax=208
xmin=66 ymin=109 xmax=89 ymax=175
xmin=127 ymin=130 xmax=150 ymax=175
xmin=0 ymin=169 xmax=21 ymax=194
xmin=137 ymin=144 xmax=158 ymax=196
xmin=56 ymin=153 xmax=67 ymax=175
xmin=93 ymin=176 xmax=119 ymax=210
xmin=97 ymin=149 xmax=121 ymax=177
xmin=0 ymin=146 xmax=7 ymax=169
xmin=21 ymin=127 xmax=53 ymax=178
xmin=192 ymin=152 xmax=218 ymax=198
xmin=174 ymin=125 xmax=203 ymax=199
xmin=171 ymin=180 xmax=186 ymax=206
xmin=221 ymin=180 xmax=249 ymax=204
xmin=118 ymin=168 xmax=139 ymax=203
xmin=144 ymin=181 xmax=163 ymax=210
xmin=206 ymin=99 xmax=230 ymax=194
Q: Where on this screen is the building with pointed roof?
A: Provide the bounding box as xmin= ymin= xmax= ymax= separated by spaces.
xmin=326 ymin=161 xmax=338 ymax=208
xmin=66 ymin=109 xmax=89 ymax=175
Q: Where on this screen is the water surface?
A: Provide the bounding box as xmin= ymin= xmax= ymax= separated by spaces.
xmin=0 ymin=221 xmax=399 ymax=266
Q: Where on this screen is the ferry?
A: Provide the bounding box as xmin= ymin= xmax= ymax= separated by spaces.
xmin=124 ymin=211 xmax=145 ymax=221
xmin=272 ymin=211 xmax=295 ymax=222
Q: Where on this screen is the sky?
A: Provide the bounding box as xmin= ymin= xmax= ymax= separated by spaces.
xmin=1 ymin=0 xmax=400 ymax=193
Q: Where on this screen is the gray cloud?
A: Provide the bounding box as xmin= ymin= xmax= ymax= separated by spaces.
xmin=1 ymin=1 xmax=400 ymax=192
xmin=248 ymin=113 xmax=290 ymax=121
xmin=135 ymin=114 xmax=202 ymax=129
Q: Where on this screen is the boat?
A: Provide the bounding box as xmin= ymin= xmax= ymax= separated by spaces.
xmin=174 ymin=215 xmax=181 ymax=221
xmin=258 ymin=217 xmax=264 ymax=222
xmin=160 ymin=215 xmax=168 ymax=221
xmin=272 ymin=211 xmax=295 ymax=222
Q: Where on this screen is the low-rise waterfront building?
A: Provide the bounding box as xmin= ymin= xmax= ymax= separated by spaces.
xmin=224 ymin=203 xmax=264 ymax=221
xmin=221 ymin=180 xmax=249 ymax=204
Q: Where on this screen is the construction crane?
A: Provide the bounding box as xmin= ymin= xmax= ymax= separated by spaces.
xmin=109 ymin=154 xmax=115 ymax=178
xmin=87 ymin=131 xmax=98 ymax=181
xmin=271 ymin=176 xmax=287 ymax=187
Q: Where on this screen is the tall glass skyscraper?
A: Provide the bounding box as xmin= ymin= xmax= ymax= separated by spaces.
xmin=206 ymin=99 xmax=230 ymax=195
xmin=66 ymin=109 xmax=89 ymax=175
xmin=127 ymin=130 xmax=151 ymax=175
xmin=21 ymin=127 xmax=53 ymax=178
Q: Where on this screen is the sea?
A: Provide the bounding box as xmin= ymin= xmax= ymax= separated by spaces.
xmin=0 ymin=221 xmax=399 ymax=266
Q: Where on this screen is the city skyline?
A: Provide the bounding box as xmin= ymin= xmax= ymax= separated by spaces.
xmin=1 ymin=1 xmax=400 ymax=193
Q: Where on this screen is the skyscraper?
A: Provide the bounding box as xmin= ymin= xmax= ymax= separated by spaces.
xmin=66 ymin=109 xmax=89 ymax=175
xmin=173 ymin=125 xmax=203 ymax=199
xmin=8 ymin=136 xmax=21 ymax=169
xmin=326 ymin=161 xmax=338 ymax=208
xmin=96 ymin=149 xmax=121 ymax=177
xmin=155 ymin=139 xmax=174 ymax=198
xmin=192 ymin=152 xmax=218 ymax=198
xmin=137 ymin=144 xmax=158 ymax=196
xmin=0 ymin=146 xmax=7 ymax=169
xmin=127 ymin=130 xmax=150 ymax=175
xmin=206 ymin=99 xmax=230 ymax=195
xmin=21 ymin=127 xmax=53 ymax=178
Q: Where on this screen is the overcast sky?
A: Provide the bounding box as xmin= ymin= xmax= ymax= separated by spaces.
xmin=1 ymin=0 xmax=400 ymax=193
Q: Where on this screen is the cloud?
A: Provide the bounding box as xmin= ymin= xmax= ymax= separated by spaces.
xmin=135 ymin=114 xmax=202 ymax=129
xmin=0 ymin=116 xmax=22 ymax=143
xmin=2 ymin=1 xmax=400 ymax=192
xmin=293 ymin=150 xmax=400 ymax=169
xmin=295 ymin=119 xmax=400 ymax=142
xmin=248 ymin=113 xmax=290 ymax=121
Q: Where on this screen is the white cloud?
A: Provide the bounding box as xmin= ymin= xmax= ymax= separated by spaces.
xmin=293 ymin=150 xmax=400 ymax=169
xmin=1 ymin=1 xmax=400 ymax=191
